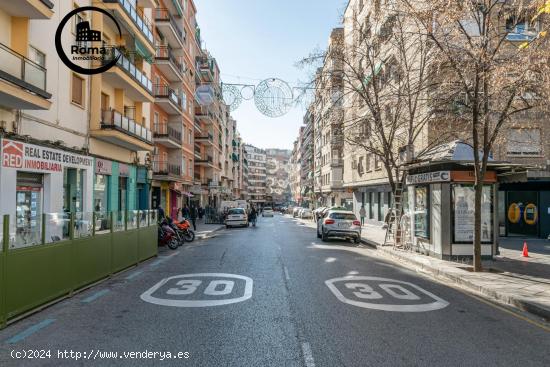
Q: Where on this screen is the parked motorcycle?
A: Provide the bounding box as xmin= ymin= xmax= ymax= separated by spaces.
xmin=174 ymin=218 xmax=195 ymax=242
xmin=158 ymin=219 xmax=179 ymax=250
xmin=166 ymin=217 xmax=186 ymax=246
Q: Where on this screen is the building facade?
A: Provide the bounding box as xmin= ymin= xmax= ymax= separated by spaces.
xmin=312 ymin=28 xmax=351 ymax=209
xmin=244 ymin=144 xmax=267 ymax=206
xmin=265 ymin=148 xmax=291 ymax=205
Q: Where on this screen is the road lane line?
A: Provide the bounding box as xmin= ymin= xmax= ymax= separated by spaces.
xmin=125 ymin=270 xmax=144 ymax=280
xmin=301 ymin=342 xmax=316 ymax=367
xmin=82 ymin=289 xmax=110 ymax=303
xmin=5 ymin=319 xmax=55 ymax=344
xmin=284 ymin=266 xmax=290 ymax=281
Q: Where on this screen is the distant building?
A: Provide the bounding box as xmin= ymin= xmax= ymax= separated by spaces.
xmin=265 ymin=148 xmax=292 ymax=205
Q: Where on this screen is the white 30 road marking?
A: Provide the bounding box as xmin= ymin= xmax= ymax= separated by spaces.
xmin=325 ymin=276 xmax=449 ymax=312
xmin=140 ymin=273 xmax=253 ymax=307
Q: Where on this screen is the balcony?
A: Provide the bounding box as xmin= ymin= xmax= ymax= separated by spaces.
xmin=196 ymin=56 xmax=214 ymax=82
xmin=95 ymin=109 xmax=153 ymax=151
xmin=102 ymin=48 xmax=153 ymax=102
xmin=152 ymin=160 xmax=182 ymax=178
xmin=0 ymin=43 xmax=51 ymax=110
xmin=102 ymin=0 xmax=154 ymax=52
xmin=195 ymin=133 xmax=214 ymax=147
xmin=194 ymin=118 xmax=202 ymax=134
xmin=195 ymin=155 xmax=214 ymax=167
xmin=331 ymin=135 xmax=344 ymax=146
xmin=153 ymin=123 xmax=182 ymax=149
xmin=194 ymin=107 xmax=214 ymax=124
xmin=331 ymin=158 xmax=344 ymax=167
xmin=0 ymin=0 xmax=54 ymax=19
xmin=155 ymin=8 xmax=185 ymax=49
xmin=194 ymin=144 xmax=202 ymax=159
xmin=153 ymin=84 xmax=182 ymax=115
xmin=155 ymin=46 xmax=184 ymax=82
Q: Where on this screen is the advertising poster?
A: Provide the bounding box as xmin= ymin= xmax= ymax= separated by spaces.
xmin=453 ymin=185 xmax=492 ymax=243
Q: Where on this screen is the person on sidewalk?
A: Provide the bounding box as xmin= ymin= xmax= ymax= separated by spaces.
xmin=182 ymin=205 xmax=190 ymax=219
xmin=359 ymin=205 xmax=366 ymax=226
xmin=190 ymin=205 xmax=198 ymax=231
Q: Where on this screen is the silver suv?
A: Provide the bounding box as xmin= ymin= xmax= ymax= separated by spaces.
xmin=317 ymin=209 xmax=361 ymax=243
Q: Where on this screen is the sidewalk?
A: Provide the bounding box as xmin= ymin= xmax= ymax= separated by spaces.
xmin=359 ymin=223 xmax=550 ymax=320
xmin=292 ymin=215 xmax=550 ymax=320
xmin=194 ymin=218 xmax=225 ymax=240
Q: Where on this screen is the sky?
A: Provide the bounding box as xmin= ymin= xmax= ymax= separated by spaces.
xmin=195 ymin=0 xmax=347 ymax=150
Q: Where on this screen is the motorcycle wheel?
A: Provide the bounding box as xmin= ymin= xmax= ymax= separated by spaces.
xmin=168 ymin=237 xmax=179 ymax=250
xmin=184 ymin=230 xmax=195 ymax=242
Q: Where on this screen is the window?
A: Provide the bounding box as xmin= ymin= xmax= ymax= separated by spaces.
xmin=71 ymin=74 xmax=85 ymax=107
xmin=507 ymin=128 xmax=542 ymax=156
xmin=506 ymin=17 xmax=538 ymax=41
xmin=375 ymin=156 xmax=382 ymax=170
xmin=29 ymin=46 xmax=45 ymax=67
xmin=414 ymin=186 xmax=429 ymax=238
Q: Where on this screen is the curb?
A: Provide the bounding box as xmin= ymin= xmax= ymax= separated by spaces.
xmin=195 ymin=225 xmax=225 ymax=240
xmin=360 ymin=238 xmax=550 ymax=321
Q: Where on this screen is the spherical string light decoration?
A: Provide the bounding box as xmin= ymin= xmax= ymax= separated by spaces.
xmin=222 ymin=83 xmax=243 ymax=112
xmin=254 ymin=78 xmax=294 ymax=118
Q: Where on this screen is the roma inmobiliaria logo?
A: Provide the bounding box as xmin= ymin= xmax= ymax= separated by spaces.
xmin=55 ymin=6 xmax=122 ymax=75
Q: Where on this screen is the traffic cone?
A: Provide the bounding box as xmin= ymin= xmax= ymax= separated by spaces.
xmin=522 ymin=241 xmax=529 ymax=257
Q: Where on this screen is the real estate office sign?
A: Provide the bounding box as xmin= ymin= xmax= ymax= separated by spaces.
xmin=2 ymin=139 xmax=93 ymax=172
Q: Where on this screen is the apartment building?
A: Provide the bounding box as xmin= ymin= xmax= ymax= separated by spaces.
xmin=150 ymin=0 xmax=197 ymax=218
xmin=244 ymin=144 xmax=267 ymax=206
xmin=194 ymin=49 xmax=224 ymax=208
xmin=342 ymin=0 xmax=550 ymax=239
xmin=312 ymin=28 xmax=351 ymax=209
xmin=290 ymin=128 xmax=303 ymax=204
xmin=0 ymin=1 xmax=97 ymax=247
xmin=301 ymin=106 xmax=315 ymax=207
xmin=265 ymin=148 xmax=291 ymax=205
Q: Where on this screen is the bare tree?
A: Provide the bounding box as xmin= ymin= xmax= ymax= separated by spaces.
xmin=299 ymin=1 xmax=458 ymax=244
xmin=401 ymin=0 xmax=550 ymax=270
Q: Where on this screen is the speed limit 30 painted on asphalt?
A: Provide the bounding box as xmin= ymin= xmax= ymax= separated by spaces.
xmin=141 ymin=273 xmax=253 ymax=307
xmin=325 ymin=276 xmax=449 ymax=312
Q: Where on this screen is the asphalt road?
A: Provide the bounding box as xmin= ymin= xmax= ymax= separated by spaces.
xmin=0 ymin=214 xmax=549 ymax=367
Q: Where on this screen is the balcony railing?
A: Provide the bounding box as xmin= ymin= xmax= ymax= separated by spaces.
xmin=152 ymin=160 xmax=181 ymax=176
xmin=196 ymin=155 xmax=213 ymax=164
xmin=155 ymin=8 xmax=184 ymax=40
xmin=155 ymin=46 xmax=184 ymax=74
xmin=153 ymin=84 xmax=181 ymax=107
xmin=0 ymin=43 xmax=49 ymax=98
xmin=103 ymin=0 xmax=154 ymax=45
xmin=153 ymin=123 xmax=182 ymax=144
xmin=195 ymin=133 xmax=213 ymax=141
xmin=104 ymin=48 xmax=153 ymax=94
xmin=101 ymin=109 xmax=153 ymax=144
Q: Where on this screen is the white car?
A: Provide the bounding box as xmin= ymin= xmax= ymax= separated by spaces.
xmin=225 ymin=208 xmax=248 ymax=228
xmin=262 ymin=207 xmax=274 ymax=217
xmin=317 ymin=209 xmax=362 ymax=243
xmin=300 ymin=208 xmax=313 ymax=219
xmin=292 ymin=207 xmax=301 ymax=218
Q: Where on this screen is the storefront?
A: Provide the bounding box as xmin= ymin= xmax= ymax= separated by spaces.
xmin=136 ymin=166 xmax=150 ymax=210
xmin=93 ymin=158 xmax=139 ymax=214
xmin=351 ymin=184 xmax=392 ymax=225
xmin=0 ymin=138 xmax=94 ymax=247
xmin=498 ymin=176 xmax=550 ymax=239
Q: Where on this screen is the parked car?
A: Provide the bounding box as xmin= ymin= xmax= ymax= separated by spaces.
xmin=317 ymin=209 xmax=361 ymax=243
xmin=225 ymin=208 xmax=248 ymax=228
xmin=300 ymin=208 xmax=313 ymax=219
xmin=263 ymin=207 xmax=274 ymax=217
xmin=292 ymin=207 xmax=301 ymax=218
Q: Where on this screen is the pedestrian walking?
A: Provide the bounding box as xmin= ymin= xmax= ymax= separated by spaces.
xmin=190 ymin=205 xmax=198 ymax=231
xmin=359 ymin=205 xmax=366 ymax=226
xmin=198 ymin=206 xmax=204 ymax=219
xmin=182 ymin=205 xmax=190 ymax=219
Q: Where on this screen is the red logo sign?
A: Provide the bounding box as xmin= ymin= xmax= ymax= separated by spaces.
xmin=2 ymin=140 xmax=24 ymax=168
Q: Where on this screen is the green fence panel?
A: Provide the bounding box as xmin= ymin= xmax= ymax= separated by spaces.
xmin=111 ymin=230 xmax=139 ymax=273
xmin=73 ymin=234 xmax=112 ymax=290
xmin=5 ymin=241 xmax=73 ymax=319
xmin=1 ymin=215 xmax=8 ymax=328
xmin=138 ymin=226 xmax=157 ymax=262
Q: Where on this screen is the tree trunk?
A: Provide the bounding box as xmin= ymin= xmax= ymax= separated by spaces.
xmin=473 ymin=180 xmax=483 ymax=271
